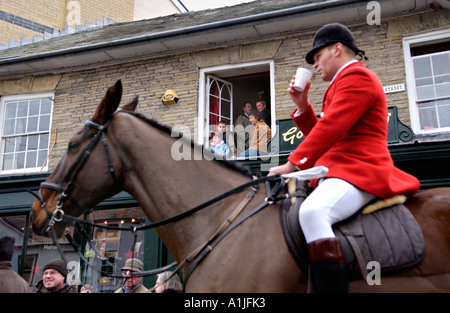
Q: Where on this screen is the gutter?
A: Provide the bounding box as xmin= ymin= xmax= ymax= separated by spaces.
xmin=0 ymin=0 xmax=365 ymax=66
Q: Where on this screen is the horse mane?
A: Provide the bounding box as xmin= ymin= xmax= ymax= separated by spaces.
xmin=117 ymin=109 xmax=254 ymax=179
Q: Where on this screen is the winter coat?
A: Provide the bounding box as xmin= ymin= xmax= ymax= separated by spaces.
xmin=211 ymin=140 xmax=230 ymax=157
xmin=0 ymin=260 xmax=31 ymax=293
xmin=288 ymin=61 xmax=420 ymax=198
xmin=34 ymin=280 xmax=77 ymax=293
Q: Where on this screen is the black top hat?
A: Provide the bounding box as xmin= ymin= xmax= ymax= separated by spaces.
xmin=305 ymin=23 xmax=366 ymax=64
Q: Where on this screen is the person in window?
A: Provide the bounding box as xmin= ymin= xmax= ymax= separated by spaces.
xmin=0 ymin=236 xmax=31 ymax=293
xmin=211 ymin=132 xmax=230 ymax=159
xmin=115 ymin=258 xmax=148 ymax=293
xmin=234 ymin=101 xmax=253 ymax=156
xmin=217 ymin=120 xmax=236 ymax=158
xmin=239 ymin=110 xmax=271 ymax=157
xmin=256 ymin=100 xmax=271 ymax=126
xmin=268 ymin=23 xmax=420 ymax=293
xmin=35 ymin=258 xmax=77 ymax=293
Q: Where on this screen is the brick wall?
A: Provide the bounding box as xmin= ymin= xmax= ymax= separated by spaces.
xmin=0 ymin=0 xmax=134 ymax=45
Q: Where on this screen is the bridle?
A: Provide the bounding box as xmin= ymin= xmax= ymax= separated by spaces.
xmin=38 ymin=117 xmax=117 ymax=230
xmin=29 ymin=108 xmax=301 ymax=287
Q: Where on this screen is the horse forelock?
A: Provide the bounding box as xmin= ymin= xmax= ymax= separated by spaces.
xmin=115 ymin=110 xmax=253 ymax=179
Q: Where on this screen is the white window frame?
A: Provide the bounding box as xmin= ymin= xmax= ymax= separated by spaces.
xmin=403 ymin=29 xmax=450 ymax=134
xmin=0 ymin=92 xmax=54 ymax=175
xmin=197 ymin=60 xmax=275 ymax=144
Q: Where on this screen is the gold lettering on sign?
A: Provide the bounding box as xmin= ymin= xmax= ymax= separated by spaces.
xmin=282 ymin=127 xmax=304 ymax=145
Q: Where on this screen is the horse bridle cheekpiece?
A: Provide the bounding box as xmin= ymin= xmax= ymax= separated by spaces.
xmin=35 ymin=118 xmax=116 ymax=232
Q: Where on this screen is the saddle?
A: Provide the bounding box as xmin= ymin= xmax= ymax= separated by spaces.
xmin=279 ymin=174 xmax=425 ymax=280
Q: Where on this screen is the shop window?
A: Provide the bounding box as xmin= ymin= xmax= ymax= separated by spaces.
xmin=0 ymin=93 xmax=54 ymax=174
xmin=403 ymin=31 xmax=450 ymax=134
xmin=1 ymin=206 xmax=155 ymax=292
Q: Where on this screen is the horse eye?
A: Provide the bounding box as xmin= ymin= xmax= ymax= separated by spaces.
xmin=68 ymin=141 xmax=80 ymax=152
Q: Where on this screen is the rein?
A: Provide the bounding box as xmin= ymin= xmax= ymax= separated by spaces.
xmin=29 ymin=109 xmax=300 ymax=287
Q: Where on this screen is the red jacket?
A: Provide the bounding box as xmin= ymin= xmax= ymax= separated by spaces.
xmin=287 ymin=61 xmax=420 ymax=198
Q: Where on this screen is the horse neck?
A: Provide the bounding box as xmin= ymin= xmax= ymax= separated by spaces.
xmin=111 ymin=114 xmax=251 ymax=261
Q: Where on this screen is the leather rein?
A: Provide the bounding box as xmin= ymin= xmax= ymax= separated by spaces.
xmin=28 ymin=109 xmax=297 ymax=286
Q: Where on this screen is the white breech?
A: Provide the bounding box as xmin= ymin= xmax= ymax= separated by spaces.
xmin=299 ymin=178 xmax=376 ymax=244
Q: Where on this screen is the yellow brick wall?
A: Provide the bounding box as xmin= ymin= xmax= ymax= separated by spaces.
xmin=0 ymin=0 xmax=134 ymax=45
xmin=0 ymin=21 xmax=39 ymax=44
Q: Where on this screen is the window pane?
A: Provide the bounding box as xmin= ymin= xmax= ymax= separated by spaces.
xmin=27 ymin=116 xmax=38 ymax=132
xmin=416 ymin=86 xmax=435 ymax=101
xmin=17 ymin=101 xmax=28 ymax=117
xmin=38 ymin=150 xmax=48 ymax=167
xmin=17 ymin=136 xmax=27 ymax=151
xmin=3 ymin=119 xmax=15 ymax=135
xmin=28 ymin=134 xmax=39 ymax=150
xmin=16 ymin=152 xmax=25 ymax=169
xmin=39 ymin=134 xmax=49 ymax=149
xmin=4 ymin=137 xmax=15 ymax=153
xmin=415 ymin=77 xmax=433 ymax=87
xmin=41 ymin=98 xmax=52 ymax=114
xmin=15 ymin=118 xmax=27 ymax=134
xmin=2 ymin=153 xmax=13 ymax=170
xmin=5 ymin=102 xmax=17 ymax=118
xmin=413 ymin=57 xmax=432 ymax=78
xmin=436 ymin=82 xmax=450 ymax=98
xmin=39 ymin=115 xmax=50 ymax=132
xmin=26 ymin=151 xmax=37 ymax=168
xmin=418 ymin=105 xmax=438 ymax=130
xmin=221 ymin=99 xmax=231 ymax=119
xmin=437 ymin=99 xmax=450 ymax=128
xmin=29 ymin=100 xmax=40 ymax=115
xmin=432 ymin=53 xmax=450 ymax=76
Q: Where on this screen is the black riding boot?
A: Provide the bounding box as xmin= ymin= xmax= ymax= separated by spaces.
xmin=307 ymin=237 xmax=349 ymax=293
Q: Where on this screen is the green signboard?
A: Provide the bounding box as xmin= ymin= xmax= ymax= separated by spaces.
xmin=271 ymin=106 xmax=413 ymax=154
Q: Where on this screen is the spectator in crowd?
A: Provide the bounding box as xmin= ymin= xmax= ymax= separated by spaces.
xmin=115 ymin=258 xmax=148 ymax=293
xmin=153 ymin=271 xmax=182 ymax=293
xmin=256 ymin=100 xmax=271 ymax=126
xmin=239 ymin=110 xmax=271 ymax=157
xmin=35 ymin=258 xmax=77 ymax=293
xmin=234 ymin=101 xmax=253 ymax=156
xmin=0 ymin=236 xmax=31 ymax=293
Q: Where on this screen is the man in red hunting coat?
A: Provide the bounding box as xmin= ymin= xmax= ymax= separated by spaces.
xmin=269 ymin=23 xmax=420 ymax=293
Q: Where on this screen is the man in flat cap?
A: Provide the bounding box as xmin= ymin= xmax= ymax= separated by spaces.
xmin=269 ymin=23 xmax=420 ymax=292
xmin=115 ymin=258 xmax=148 ymax=293
xmin=35 ymin=258 xmax=77 ymax=293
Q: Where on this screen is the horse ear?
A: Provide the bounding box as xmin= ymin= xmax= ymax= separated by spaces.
xmin=91 ymin=80 xmax=122 ymax=124
xmin=120 ymin=96 xmax=139 ymax=112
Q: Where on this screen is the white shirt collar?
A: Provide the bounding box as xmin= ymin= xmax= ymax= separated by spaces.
xmin=330 ymin=59 xmax=358 ymax=85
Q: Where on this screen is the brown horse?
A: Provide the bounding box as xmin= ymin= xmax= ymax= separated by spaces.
xmin=31 ymin=81 xmax=450 ymax=292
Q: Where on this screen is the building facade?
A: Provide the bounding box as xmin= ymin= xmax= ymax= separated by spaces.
xmin=0 ymin=0 xmax=449 ymax=291
xmin=0 ymin=0 xmax=135 ymax=47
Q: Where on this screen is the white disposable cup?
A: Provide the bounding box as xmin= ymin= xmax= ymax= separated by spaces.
xmin=293 ymin=68 xmax=312 ymax=92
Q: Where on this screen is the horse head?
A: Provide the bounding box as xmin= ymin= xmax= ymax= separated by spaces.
xmin=30 ymin=80 xmax=138 ymax=237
